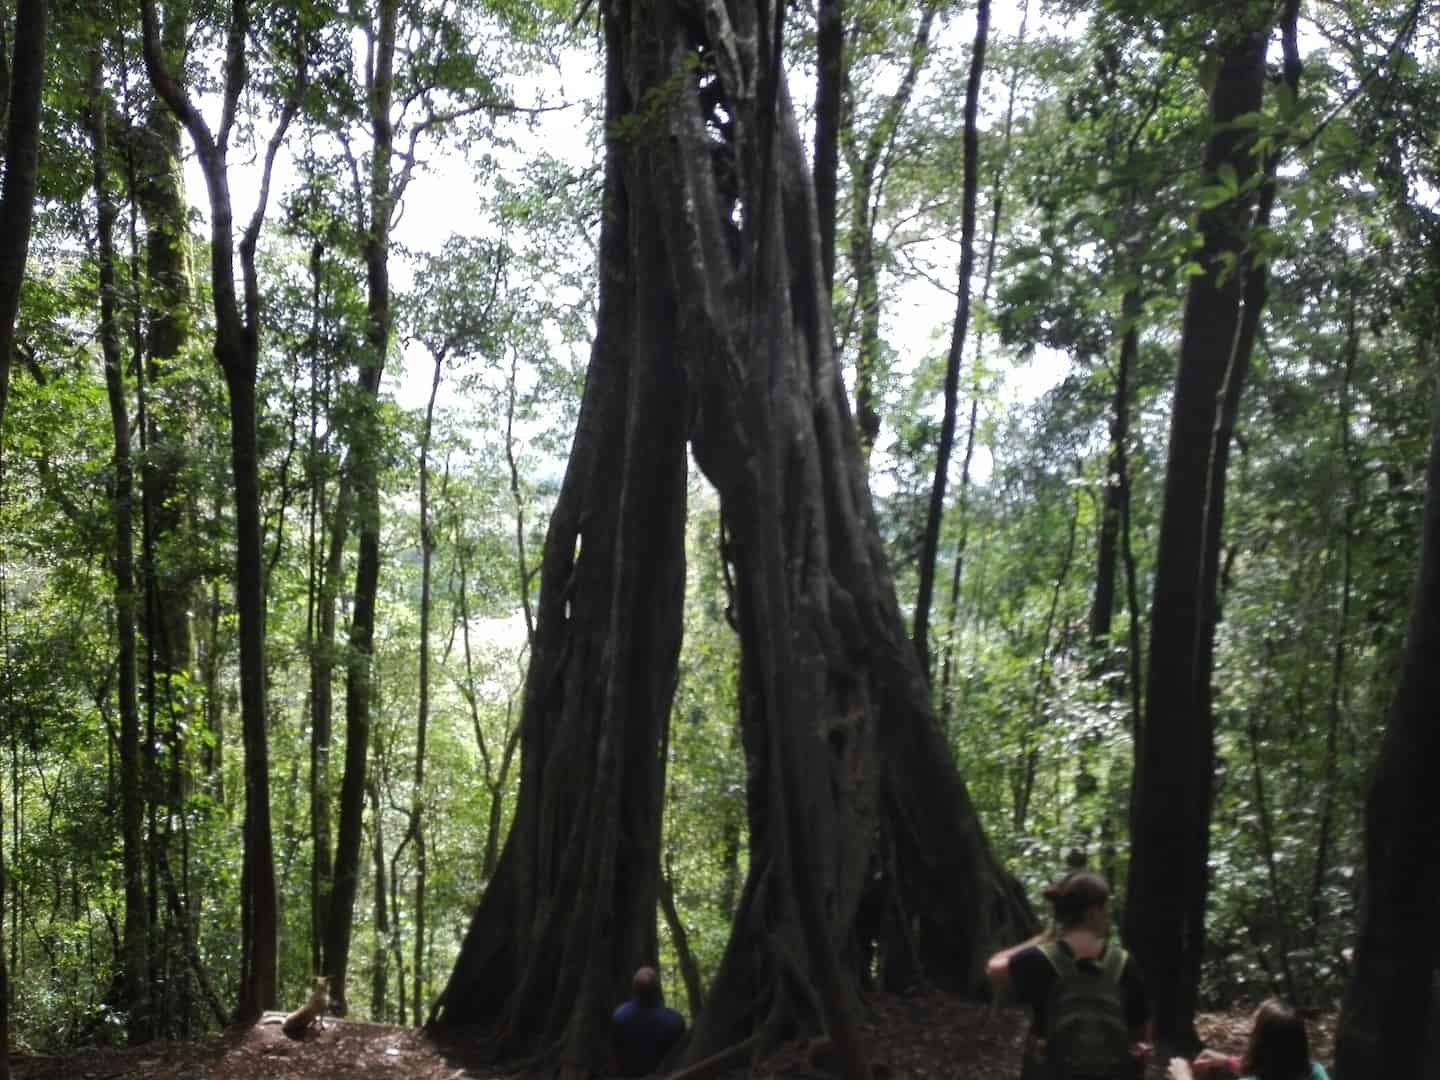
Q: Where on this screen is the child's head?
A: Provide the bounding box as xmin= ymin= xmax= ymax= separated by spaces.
xmin=1041 ymin=870 xmax=1111 ymax=930
xmin=1243 ymin=999 xmax=1310 ymax=1080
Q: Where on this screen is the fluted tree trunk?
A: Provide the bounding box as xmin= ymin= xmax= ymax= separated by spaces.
xmin=427 ymin=10 xmax=688 ymax=1062
xmin=431 ymin=3 xmax=1028 ymax=1075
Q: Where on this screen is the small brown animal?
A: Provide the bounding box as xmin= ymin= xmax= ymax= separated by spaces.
xmin=281 ymin=975 xmax=330 ymax=1039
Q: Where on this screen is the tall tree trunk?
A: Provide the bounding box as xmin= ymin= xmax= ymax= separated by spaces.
xmin=1123 ymin=25 xmax=1268 ymax=1053
xmin=1309 ymin=283 xmax=1356 ymax=950
xmin=324 ymin=0 xmax=397 ymax=1012
xmin=90 ymin=51 xmax=151 ymax=1045
xmin=1335 ymin=383 xmax=1440 ymax=1077
xmin=304 ymin=240 xmax=335 ymax=978
xmin=938 ymin=0 xmax=1026 ymax=723
xmin=432 ymin=5 xmax=1027 ymax=1074
xmin=0 ymin=0 xmax=46 ymax=442
xmin=911 ymin=0 xmax=988 ymax=677
xmin=1089 ymin=287 xmax=1139 ymax=651
xmin=429 ymin=11 xmax=687 ymax=1068
xmin=0 ymin=4 xmax=47 ymax=1069
xmin=141 ymin=0 xmax=303 ymax=1019
xmin=410 ymin=341 xmax=442 ymax=1026
xmin=370 ymin=777 xmax=389 ymax=1021
xmin=133 ymin=0 xmax=198 ymax=736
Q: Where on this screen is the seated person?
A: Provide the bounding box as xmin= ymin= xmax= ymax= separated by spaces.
xmin=612 ymin=966 xmax=685 ymax=1076
xmin=1168 ymin=999 xmax=1328 ymax=1080
xmin=986 ymin=870 xmax=1149 ymax=1079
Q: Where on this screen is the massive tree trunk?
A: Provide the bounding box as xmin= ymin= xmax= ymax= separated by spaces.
xmin=141 ymin=0 xmax=302 ymax=1020
xmin=1334 ymin=386 xmax=1440 ymax=1075
xmin=1123 ymin=25 xmax=1268 ymax=1054
xmin=432 ymin=3 xmax=1028 ymax=1074
xmin=427 ymin=9 xmax=688 ymax=1066
xmin=90 ymin=51 xmax=151 ymax=1045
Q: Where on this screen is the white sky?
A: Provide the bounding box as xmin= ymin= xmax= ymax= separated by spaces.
xmin=178 ymin=2 xmax=1075 ymax=488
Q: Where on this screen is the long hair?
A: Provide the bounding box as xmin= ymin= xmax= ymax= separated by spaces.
xmin=1242 ymin=999 xmax=1311 ymax=1080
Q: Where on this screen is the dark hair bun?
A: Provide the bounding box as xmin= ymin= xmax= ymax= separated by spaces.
xmin=1044 ymin=870 xmax=1111 ymax=925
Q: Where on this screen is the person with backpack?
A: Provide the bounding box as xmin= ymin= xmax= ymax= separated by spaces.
xmin=986 ymin=870 xmax=1149 ymax=1080
xmin=1166 ymin=999 xmax=1329 ymax=1080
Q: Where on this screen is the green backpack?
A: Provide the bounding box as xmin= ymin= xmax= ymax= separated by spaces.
xmin=1036 ymin=942 xmax=1131 ymax=1080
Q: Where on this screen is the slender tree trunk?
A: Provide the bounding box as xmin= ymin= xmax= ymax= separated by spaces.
xmin=0 ymin=5 xmax=47 ymax=1068
xmin=1123 ymin=26 xmax=1268 ymax=1053
xmin=658 ymin=863 xmax=705 ymax=1017
xmin=370 ymin=777 xmax=389 ymax=1022
xmin=1089 ymin=287 xmax=1139 ymax=651
xmin=304 ymin=240 xmax=334 ymax=979
xmin=938 ymin=0 xmax=1025 ymax=723
xmin=911 ymin=0 xmax=988 ymax=677
xmin=1335 ymin=383 xmax=1440 ymax=1078
xmin=141 ymin=0 xmax=302 ymax=1017
xmin=1311 ymin=292 xmax=1357 ymax=945
xmin=411 ymin=342 xmax=442 ymax=1026
xmin=91 ymin=52 xmax=152 ymax=1045
xmin=133 ymin=0 xmax=198 ymax=760
xmin=325 ymin=0 xmax=398 ymax=1011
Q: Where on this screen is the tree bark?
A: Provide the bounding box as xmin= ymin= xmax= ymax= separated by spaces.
xmin=428 ymin=11 xmax=687 ymax=1071
xmin=90 ymin=50 xmax=151 ymax=1045
xmin=324 ymin=0 xmax=398 ymax=1011
xmin=0 ymin=5 xmax=47 ymax=1070
xmin=1089 ymin=287 xmax=1139 ymax=651
xmin=1335 ymin=384 xmax=1440 ymax=1077
xmin=432 ymin=4 xmax=1027 ymax=1073
xmin=937 ymin=0 xmax=1025 ymax=723
xmin=911 ymin=0 xmax=988 ymax=677
xmin=370 ymin=776 xmax=390 ymax=1021
xmin=1123 ymin=26 xmax=1268 ymax=1053
xmin=0 ymin=0 xmax=46 ymax=443
xmin=410 ymin=339 xmax=442 ymax=1026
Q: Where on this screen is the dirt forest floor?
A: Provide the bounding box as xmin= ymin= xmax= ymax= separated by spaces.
xmin=9 ymin=995 xmax=1337 ymax=1080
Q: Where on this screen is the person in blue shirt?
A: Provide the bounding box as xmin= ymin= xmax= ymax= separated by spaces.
xmin=612 ymin=966 xmax=685 ymax=1076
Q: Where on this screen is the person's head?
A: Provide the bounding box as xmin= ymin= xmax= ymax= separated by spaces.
xmin=1243 ymin=999 xmax=1310 ymax=1080
xmin=1042 ymin=870 xmax=1111 ymax=932
xmin=631 ymin=966 xmax=662 ymax=1008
